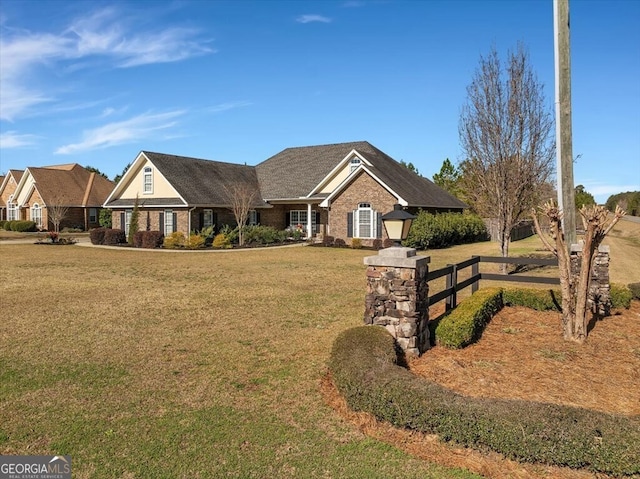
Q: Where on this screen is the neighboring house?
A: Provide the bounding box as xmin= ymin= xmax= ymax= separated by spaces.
xmin=104 ymin=141 xmax=467 ymax=246
xmin=0 ymin=170 xmax=25 ymax=222
xmin=10 ymin=164 xmax=115 ymax=231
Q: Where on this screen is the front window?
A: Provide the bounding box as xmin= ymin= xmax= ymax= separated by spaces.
xmin=349 ymin=157 xmax=361 ymax=173
xmin=143 ymin=167 xmax=153 ymax=194
xmin=203 ymin=209 xmax=214 ymax=228
xmin=89 ymin=208 xmax=97 ymax=223
xmin=248 ymin=210 xmax=258 ymax=226
xmin=7 ymin=195 xmax=17 ymax=221
xmin=289 ymin=210 xmax=318 ymax=233
xmin=354 ymin=203 xmax=377 ymax=238
xmin=31 ymin=203 xmax=42 ymax=229
xmin=124 ymin=210 xmax=132 ymax=235
xmin=164 ymin=209 xmax=174 ymax=235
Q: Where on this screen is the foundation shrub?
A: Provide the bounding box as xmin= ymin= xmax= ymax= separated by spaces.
xmin=212 ymin=233 xmax=231 ymax=249
xmin=329 ymin=326 xmax=640 ymax=476
xmin=435 ymin=288 xmax=503 ymax=349
xmin=141 ymin=231 xmax=164 ymax=249
xmin=351 ymin=238 xmax=363 ymax=249
xmin=610 ymin=283 xmax=632 ymax=309
xmin=0 ymin=220 xmax=8 ymax=230
xmin=243 ymin=225 xmax=284 ymax=245
xmin=90 ymin=227 xmax=107 ymax=245
xmin=9 ymin=220 xmax=37 ymax=232
xmin=104 ymin=228 xmax=126 ymax=245
xmin=163 ymin=231 xmax=185 ymax=249
xmin=133 ymin=231 xmax=145 ymax=248
xmin=185 ymin=234 xmax=205 ymax=249
xmin=502 ymin=288 xmax=561 ymax=311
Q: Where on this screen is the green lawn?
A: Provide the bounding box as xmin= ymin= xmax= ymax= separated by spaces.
xmin=0 ymin=231 xmax=633 ymax=478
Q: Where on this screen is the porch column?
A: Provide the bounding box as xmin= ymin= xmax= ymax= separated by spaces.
xmin=307 ymin=202 xmax=312 ymax=239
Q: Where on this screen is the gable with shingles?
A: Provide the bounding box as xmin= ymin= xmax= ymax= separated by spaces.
xmin=256 ymin=141 xmax=466 ymax=210
xmin=20 ymin=164 xmax=114 ymax=207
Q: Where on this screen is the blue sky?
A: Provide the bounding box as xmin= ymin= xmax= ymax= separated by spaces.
xmin=1 ymin=0 xmax=638 ymax=203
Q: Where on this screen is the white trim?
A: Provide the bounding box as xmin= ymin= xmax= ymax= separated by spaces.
xmin=319 ymin=165 xmax=407 ymax=208
xmin=307 ymin=149 xmax=371 ymax=197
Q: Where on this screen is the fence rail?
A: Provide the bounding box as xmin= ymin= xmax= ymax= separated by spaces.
xmin=427 ymin=255 xmax=559 ymax=311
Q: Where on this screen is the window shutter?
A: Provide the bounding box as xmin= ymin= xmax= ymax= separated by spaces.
xmin=120 ymin=212 xmax=125 ymax=229
xmin=315 ymin=211 xmax=320 ymax=224
xmin=285 ymin=211 xmax=290 ymax=228
xmin=256 ymin=211 xmax=261 ymax=224
xmin=199 ymin=212 xmax=204 ymax=229
xmin=213 ymin=212 xmax=218 ymax=227
xmin=172 ymin=213 xmax=177 ymax=233
xmin=376 ymin=212 xmax=382 ymax=238
xmin=159 ymin=213 xmax=164 ymax=233
xmin=347 ymin=212 xmax=353 ymax=238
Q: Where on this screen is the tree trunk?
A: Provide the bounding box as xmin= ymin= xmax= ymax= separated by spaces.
xmin=499 ymin=230 xmax=510 ymax=274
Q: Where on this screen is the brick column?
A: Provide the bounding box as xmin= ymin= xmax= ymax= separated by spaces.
xmin=363 ymin=247 xmax=430 ymax=357
xmin=570 ymin=243 xmax=611 ymax=316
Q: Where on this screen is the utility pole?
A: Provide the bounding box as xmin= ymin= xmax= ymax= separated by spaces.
xmin=554 ymin=0 xmax=576 ymax=247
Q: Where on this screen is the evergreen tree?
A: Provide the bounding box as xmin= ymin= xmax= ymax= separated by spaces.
xmin=127 ymin=195 xmax=140 ymax=245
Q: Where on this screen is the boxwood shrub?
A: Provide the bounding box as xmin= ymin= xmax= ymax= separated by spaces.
xmin=7 ymin=220 xmax=37 ymax=232
xmin=610 ymin=283 xmax=633 ymax=309
xmin=434 ymin=288 xmax=503 ymax=349
xmin=329 ymin=326 xmax=640 ymax=476
xmin=502 ymin=287 xmax=562 ymax=311
xmin=629 ymin=282 xmax=640 ymax=300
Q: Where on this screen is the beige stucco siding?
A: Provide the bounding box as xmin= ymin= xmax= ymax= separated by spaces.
xmin=119 ymin=159 xmax=180 ymax=200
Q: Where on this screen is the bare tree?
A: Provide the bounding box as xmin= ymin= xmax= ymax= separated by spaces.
xmin=532 ymin=201 xmax=625 ymax=343
xmin=459 ymin=45 xmax=555 ymax=271
xmin=47 ymin=195 xmax=70 ymax=232
xmin=223 ymin=182 xmax=258 ymax=246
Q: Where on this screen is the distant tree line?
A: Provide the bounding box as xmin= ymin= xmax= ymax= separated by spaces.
xmin=606 ymin=191 xmax=639 ymax=216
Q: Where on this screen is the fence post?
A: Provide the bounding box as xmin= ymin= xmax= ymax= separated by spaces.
xmin=445 ymin=264 xmax=457 ymax=311
xmin=471 ymin=256 xmax=479 ymax=293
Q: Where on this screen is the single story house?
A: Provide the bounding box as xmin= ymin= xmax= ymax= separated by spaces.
xmin=0 ymin=169 xmax=24 ymax=221
xmin=7 ymin=164 xmax=115 ymax=231
xmin=104 ymin=141 xmax=467 ymax=246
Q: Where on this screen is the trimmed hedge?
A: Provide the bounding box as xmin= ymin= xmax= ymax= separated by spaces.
xmin=435 ymin=288 xmax=503 ymax=349
xmin=4 ymin=220 xmax=37 ymax=232
xmin=329 ymin=326 xmax=640 ymax=476
xmin=629 ymin=283 xmax=640 ymax=300
xmin=90 ymin=227 xmax=106 ymax=245
xmin=404 ymin=211 xmax=489 ymax=250
xmin=104 ymin=228 xmax=126 ymax=245
xmin=502 ymin=287 xmax=562 ymax=311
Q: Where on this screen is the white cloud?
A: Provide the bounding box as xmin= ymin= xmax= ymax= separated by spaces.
xmin=54 ymin=110 xmax=185 ymax=154
xmin=207 ymin=101 xmax=252 ymax=113
xmin=296 ymin=14 xmax=332 ymax=24
xmin=0 ymin=130 xmax=38 ymax=148
xmin=0 ymin=7 xmax=214 ymax=121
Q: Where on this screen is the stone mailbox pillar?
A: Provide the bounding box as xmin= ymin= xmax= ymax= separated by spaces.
xmin=363 ymin=247 xmax=430 ymax=357
xmin=570 ymin=243 xmax=611 ymax=315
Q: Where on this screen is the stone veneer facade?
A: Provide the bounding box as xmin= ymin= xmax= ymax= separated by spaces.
xmin=363 ymin=247 xmax=430 ymax=357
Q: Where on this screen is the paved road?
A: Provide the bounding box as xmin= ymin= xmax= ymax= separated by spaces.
xmin=621 ymin=215 xmax=640 ymax=224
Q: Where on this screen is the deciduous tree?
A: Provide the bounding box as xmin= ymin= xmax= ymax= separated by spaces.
xmin=223 ymin=182 xmax=258 ymax=246
xmin=459 ymin=45 xmax=555 ymax=270
xmin=532 ymin=201 xmax=625 ymax=343
xmin=47 ymin=194 xmax=70 ymax=232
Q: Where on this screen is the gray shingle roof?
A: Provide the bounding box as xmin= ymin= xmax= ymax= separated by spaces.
xmin=142 ymin=152 xmax=264 ymax=206
xmin=256 ymin=141 xmax=466 ymax=209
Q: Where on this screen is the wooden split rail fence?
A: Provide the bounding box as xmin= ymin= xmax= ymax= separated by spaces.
xmin=427 ymin=255 xmax=560 ymax=311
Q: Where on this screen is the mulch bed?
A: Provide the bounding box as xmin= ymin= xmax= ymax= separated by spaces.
xmin=322 ymin=301 xmax=640 ymax=479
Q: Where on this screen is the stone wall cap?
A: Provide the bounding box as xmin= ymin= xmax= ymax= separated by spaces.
xmin=570 ymin=243 xmax=610 ymax=253
xmin=364 ymin=255 xmax=429 ymax=269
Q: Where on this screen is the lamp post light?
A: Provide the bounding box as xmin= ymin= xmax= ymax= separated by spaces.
xmin=381 ymin=203 xmax=415 ymax=247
